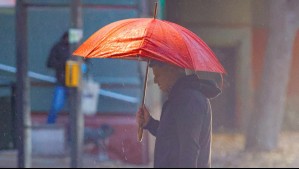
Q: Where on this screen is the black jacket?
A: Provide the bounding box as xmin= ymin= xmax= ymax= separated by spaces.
xmin=145 ymin=75 xmax=221 ymax=168
xmin=47 ymin=40 xmax=70 ymax=86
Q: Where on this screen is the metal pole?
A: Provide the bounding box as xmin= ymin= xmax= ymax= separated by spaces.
xmin=11 ymin=83 xmax=17 ymax=150
xmin=70 ymin=0 xmax=83 ymax=168
xmin=16 ymin=0 xmax=32 ymax=167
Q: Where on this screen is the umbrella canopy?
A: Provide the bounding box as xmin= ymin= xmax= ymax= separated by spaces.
xmin=73 ymin=18 xmax=226 ymax=74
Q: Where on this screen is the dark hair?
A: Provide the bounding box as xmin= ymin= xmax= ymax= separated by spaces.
xmin=61 ymin=31 xmax=69 ymax=40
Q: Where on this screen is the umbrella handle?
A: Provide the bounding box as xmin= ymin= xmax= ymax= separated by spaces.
xmin=138 ymin=126 xmax=144 ymax=142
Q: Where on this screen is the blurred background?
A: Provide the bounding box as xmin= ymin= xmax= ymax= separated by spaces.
xmin=1 ymin=0 xmax=299 ymax=168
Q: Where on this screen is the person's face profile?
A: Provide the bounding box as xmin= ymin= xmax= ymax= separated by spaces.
xmin=152 ymin=64 xmax=177 ymax=93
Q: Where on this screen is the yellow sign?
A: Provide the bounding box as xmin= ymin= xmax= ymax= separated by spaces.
xmin=65 ymin=60 xmax=81 ymax=87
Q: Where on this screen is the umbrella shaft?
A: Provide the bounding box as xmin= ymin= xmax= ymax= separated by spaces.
xmin=138 ymin=60 xmax=149 ymax=142
xmin=141 ymin=60 xmax=149 ymax=105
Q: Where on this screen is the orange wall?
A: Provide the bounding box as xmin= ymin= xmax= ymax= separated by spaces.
xmin=288 ymin=32 xmax=299 ymax=96
xmin=252 ymin=28 xmax=267 ymax=89
xmin=252 ymin=28 xmax=299 ymax=97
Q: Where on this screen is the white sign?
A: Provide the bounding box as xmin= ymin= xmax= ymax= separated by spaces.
xmin=69 ymin=28 xmax=83 ymax=44
xmin=81 ymin=78 xmax=100 ymax=115
xmin=0 ymin=0 xmax=15 ymax=7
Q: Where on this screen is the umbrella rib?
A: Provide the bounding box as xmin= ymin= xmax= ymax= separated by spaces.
xmin=177 ymin=24 xmax=226 ymax=73
xmin=165 ymin=21 xmax=226 ymax=73
xmin=87 ymin=19 xmax=140 ymax=58
xmin=166 ymin=22 xmax=195 ymax=70
xmin=186 ymin=30 xmax=222 ymax=73
xmin=138 ymin=19 xmax=155 ymax=55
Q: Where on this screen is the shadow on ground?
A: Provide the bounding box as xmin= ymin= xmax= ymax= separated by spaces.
xmin=212 ymin=131 xmax=299 ymax=168
xmin=1 ymin=131 xmax=299 ymax=168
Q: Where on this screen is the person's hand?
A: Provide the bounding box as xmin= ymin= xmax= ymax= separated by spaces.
xmin=136 ymin=105 xmax=150 ymax=128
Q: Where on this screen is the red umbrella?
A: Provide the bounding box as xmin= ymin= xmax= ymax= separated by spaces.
xmin=73 ymin=19 xmax=225 ymax=73
xmin=73 ymin=5 xmax=226 ymax=142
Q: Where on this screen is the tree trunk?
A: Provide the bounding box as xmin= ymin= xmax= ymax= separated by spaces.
xmin=245 ymin=0 xmax=297 ymax=151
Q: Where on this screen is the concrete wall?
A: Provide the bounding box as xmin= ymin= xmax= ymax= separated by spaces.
xmin=163 ymin=0 xmax=299 ymax=132
xmin=165 ymin=0 xmax=253 ymax=131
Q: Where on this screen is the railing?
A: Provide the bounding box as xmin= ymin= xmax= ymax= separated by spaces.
xmin=0 ymin=63 xmax=138 ymax=103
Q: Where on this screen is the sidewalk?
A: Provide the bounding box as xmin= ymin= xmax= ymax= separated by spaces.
xmin=0 ymin=150 xmax=152 ymax=168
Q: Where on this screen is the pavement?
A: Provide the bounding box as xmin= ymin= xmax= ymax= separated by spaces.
xmin=0 ymin=150 xmax=152 ymax=168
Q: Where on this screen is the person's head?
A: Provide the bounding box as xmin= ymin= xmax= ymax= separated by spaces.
xmin=61 ymin=31 xmax=69 ymax=43
xmin=149 ymin=60 xmax=186 ymax=93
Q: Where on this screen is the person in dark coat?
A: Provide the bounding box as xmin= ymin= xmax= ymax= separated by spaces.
xmin=46 ymin=32 xmax=70 ymax=124
xmin=136 ymin=60 xmax=222 ymax=168
xmin=47 ymin=32 xmax=69 ymax=86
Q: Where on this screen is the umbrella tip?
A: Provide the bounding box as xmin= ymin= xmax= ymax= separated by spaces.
xmin=153 ymin=2 xmax=158 ymax=19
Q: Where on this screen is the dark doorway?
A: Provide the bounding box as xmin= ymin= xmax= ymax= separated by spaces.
xmin=210 ymin=47 xmax=237 ymax=131
xmin=0 ymin=84 xmax=16 ymax=150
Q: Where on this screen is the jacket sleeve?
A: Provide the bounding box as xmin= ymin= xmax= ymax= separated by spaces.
xmin=173 ymin=91 xmax=207 ymax=168
xmin=144 ymin=116 xmax=159 ymax=137
xmin=47 ymin=43 xmax=66 ymax=69
xmin=47 ymin=47 xmax=57 ymax=68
